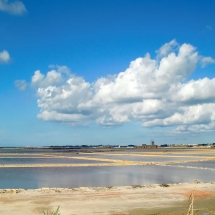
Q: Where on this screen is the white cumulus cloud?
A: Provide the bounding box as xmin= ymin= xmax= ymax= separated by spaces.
xmin=28 ymin=41 xmax=215 ymax=133
xmin=0 ymin=0 xmax=27 ymax=15
xmin=156 ymin=39 xmax=178 ymax=57
xmin=0 ymin=50 xmax=10 ymax=63
xmin=200 ymin=56 xmax=215 ymax=68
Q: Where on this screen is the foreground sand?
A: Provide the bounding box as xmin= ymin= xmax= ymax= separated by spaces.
xmin=0 ymin=182 xmax=215 ymax=215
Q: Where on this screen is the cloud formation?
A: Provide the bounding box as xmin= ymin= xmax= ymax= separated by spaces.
xmin=26 ymin=40 xmax=215 ymax=133
xmin=0 ymin=0 xmax=27 ymax=15
xmin=0 ymin=50 xmax=10 ymax=63
xmin=201 ymin=56 xmax=215 ymax=68
xmin=14 ymin=80 xmax=27 ymax=90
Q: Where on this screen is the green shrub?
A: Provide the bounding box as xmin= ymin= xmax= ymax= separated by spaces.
xmin=43 ymin=206 xmax=60 ymax=215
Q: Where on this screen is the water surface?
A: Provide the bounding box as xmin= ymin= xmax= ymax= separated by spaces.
xmin=0 ymin=165 xmax=214 ymax=189
xmin=169 ymin=161 xmax=215 ymax=169
xmin=0 ymin=157 xmax=110 ymax=164
xmin=80 ymin=155 xmax=204 ymax=162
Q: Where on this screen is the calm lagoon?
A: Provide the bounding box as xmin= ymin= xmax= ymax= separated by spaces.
xmin=169 ymin=161 xmax=215 ymax=169
xmin=0 ymin=157 xmax=110 ymax=164
xmin=78 ymin=154 xmax=205 ymax=162
xmin=0 ymin=165 xmax=215 ymax=189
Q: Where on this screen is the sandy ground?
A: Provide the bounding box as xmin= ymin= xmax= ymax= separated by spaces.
xmin=0 ymin=182 xmax=215 ymax=215
xmin=0 ymin=148 xmax=215 ymax=214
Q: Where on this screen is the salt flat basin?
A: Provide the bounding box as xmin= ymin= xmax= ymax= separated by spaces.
xmin=0 ymin=158 xmax=111 ymax=165
xmin=76 ymin=155 xmax=207 ymax=162
xmin=162 ymin=153 xmax=215 ymax=157
xmin=0 ymin=154 xmax=52 ymax=158
xmin=0 ymin=165 xmax=215 ymax=189
xmin=168 ymin=161 xmax=215 ymax=169
xmin=0 ymin=149 xmax=54 ymax=154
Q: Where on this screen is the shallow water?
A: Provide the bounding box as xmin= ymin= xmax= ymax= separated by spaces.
xmin=163 ymin=153 xmax=215 ymax=157
xmin=79 ymin=155 xmax=205 ymax=162
xmin=0 ymin=157 xmax=110 ymax=164
xmin=169 ymin=161 xmax=215 ymax=169
xmin=0 ymin=148 xmax=214 ymax=189
xmin=0 ymin=148 xmax=53 ymax=154
xmin=0 ymin=165 xmax=214 ymax=189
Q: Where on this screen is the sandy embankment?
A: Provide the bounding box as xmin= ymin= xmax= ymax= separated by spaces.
xmin=0 ymin=182 xmax=215 ymax=215
xmin=0 ymin=154 xmax=215 ymax=168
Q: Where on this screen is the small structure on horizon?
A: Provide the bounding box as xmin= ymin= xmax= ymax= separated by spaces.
xmin=151 ymin=139 xmax=155 ymax=146
xmin=140 ymin=139 xmax=157 ymax=149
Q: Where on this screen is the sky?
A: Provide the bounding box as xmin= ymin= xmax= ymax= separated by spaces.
xmin=0 ymin=0 xmax=215 ymax=146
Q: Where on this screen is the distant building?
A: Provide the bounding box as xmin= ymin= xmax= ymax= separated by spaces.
xmin=151 ymin=140 xmax=155 ymax=146
xmin=140 ymin=140 xmax=157 ymax=149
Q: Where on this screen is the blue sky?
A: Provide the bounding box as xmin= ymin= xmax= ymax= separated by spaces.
xmin=0 ymin=0 xmax=215 ymax=146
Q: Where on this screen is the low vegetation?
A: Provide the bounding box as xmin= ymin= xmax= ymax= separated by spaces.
xmin=43 ymin=206 xmax=60 ymax=215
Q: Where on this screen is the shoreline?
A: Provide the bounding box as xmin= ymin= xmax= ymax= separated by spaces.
xmin=0 ymin=157 xmax=214 ymax=168
xmin=1 ymin=182 xmax=215 ymax=215
xmin=0 ymin=181 xmax=214 ymax=190
xmin=0 ymin=148 xmax=215 ymax=214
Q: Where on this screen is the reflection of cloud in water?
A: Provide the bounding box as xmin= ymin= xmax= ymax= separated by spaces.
xmin=1 ymin=166 xmax=215 ymax=189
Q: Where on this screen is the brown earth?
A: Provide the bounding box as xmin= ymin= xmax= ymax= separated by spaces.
xmin=0 ymin=182 xmax=215 ymax=215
